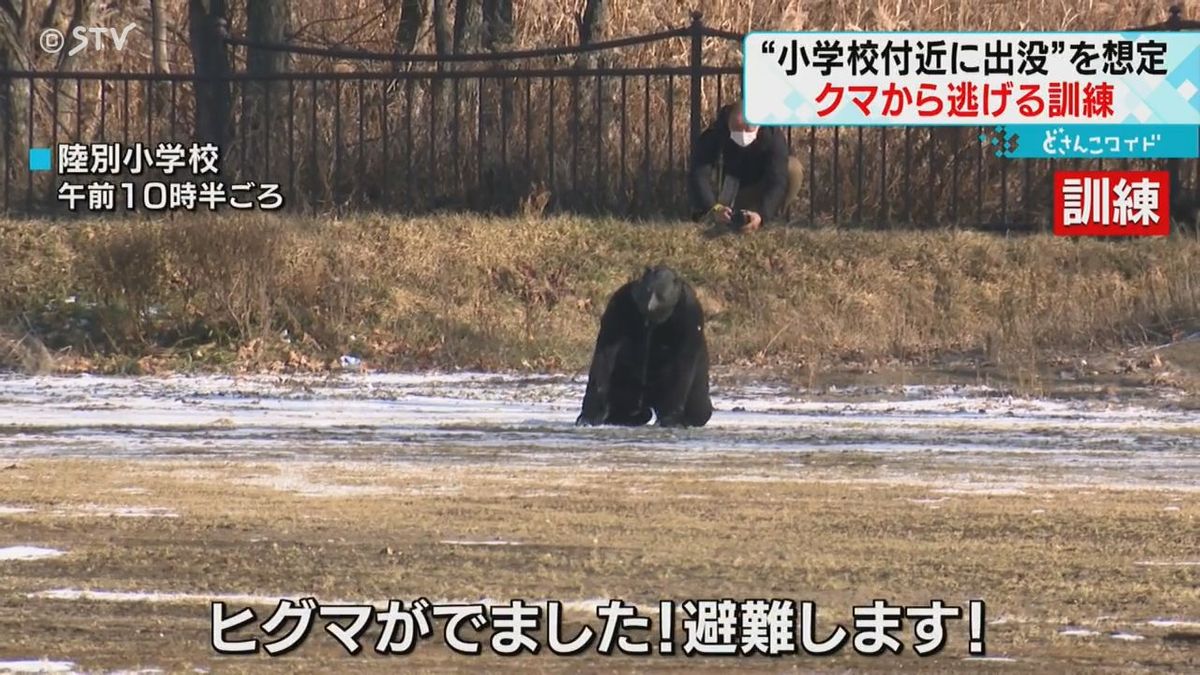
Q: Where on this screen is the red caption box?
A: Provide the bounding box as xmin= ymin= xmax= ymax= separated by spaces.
xmin=1053 ymin=170 xmax=1171 ymax=237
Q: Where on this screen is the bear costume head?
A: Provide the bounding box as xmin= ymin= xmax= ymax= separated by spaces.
xmin=632 ymin=265 xmax=684 ymax=326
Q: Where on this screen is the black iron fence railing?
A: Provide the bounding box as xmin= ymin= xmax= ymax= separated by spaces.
xmin=0 ymin=8 xmax=1196 ymax=229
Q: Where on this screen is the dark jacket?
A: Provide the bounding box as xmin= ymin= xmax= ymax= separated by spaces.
xmin=688 ymin=103 xmax=791 ymax=226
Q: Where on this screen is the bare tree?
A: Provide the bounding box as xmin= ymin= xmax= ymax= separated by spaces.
xmin=577 ymin=0 xmax=609 ymax=50
xmin=394 ymin=0 xmax=428 ymax=59
xmin=246 ymin=0 xmax=289 ymax=76
xmin=147 ymin=0 xmax=169 ymax=74
xmin=482 ymin=0 xmax=512 ymax=52
xmin=242 ymin=0 xmax=290 ymax=182
xmin=188 ymin=0 xmax=231 ymax=147
xmin=1 ymin=0 xmax=101 ymax=177
xmin=0 ymin=1 xmax=35 ymax=163
xmin=431 ymin=0 xmax=449 ymax=59
xmin=453 ymin=0 xmax=482 ymax=55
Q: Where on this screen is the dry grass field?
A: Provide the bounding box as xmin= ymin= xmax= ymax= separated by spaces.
xmin=3 ymin=214 xmax=1199 ymax=395
xmin=1 ymin=457 xmax=1197 ymax=673
xmin=1 ymin=208 xmax=1197 ymax=672
xmin=2 ymin=6 xmax=1197 ymax=674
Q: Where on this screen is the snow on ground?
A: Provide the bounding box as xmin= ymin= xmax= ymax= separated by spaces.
xmin=0 ymin=371 xmax=1197 ymax=490
xmin=27 ymin=588 xmax=637 ymax=616
xmin=0 ymin=661 xmax=77 ymax=674
xmin=1146 ymin=619 xmax=1200 ymax=628
xmin=0 ymin=505 xmax=177 ymax=519
xmin=0 ymin=547 xmax=65 ymax=562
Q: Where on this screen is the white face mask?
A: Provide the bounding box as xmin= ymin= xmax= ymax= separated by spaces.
xmin=730 ymin=129 xmax=758 ymax=147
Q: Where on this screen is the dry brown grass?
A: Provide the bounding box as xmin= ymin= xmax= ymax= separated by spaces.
xmin=0 ymin=457 xmax=1196 ymax=672
xmin=0 ymin=329 xmax=54 ymax=374
xmin=0 ymin=213 xmax=1197 ymax=379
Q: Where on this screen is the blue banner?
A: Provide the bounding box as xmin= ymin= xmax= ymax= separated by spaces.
xmin=979 ymin=124 xmax=1199 ymax=159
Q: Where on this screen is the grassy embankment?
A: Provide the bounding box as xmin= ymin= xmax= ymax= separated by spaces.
xmin=1 ymin=214 xmax=1198 ymax=393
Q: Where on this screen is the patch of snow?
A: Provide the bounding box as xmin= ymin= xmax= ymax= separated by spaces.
xmin=237 ymin=471 xmax=392 ymax=498
xmin=0 ymin=661 xmax=76 ymax=674
xmin=29 ymin=588 xmax=305 ymax=606
xmin=932 ymin=486 xmax=1028 ymax=496
xmin=0 ymin=547 xmax=64 ymax=562
xmin=0 ymin=372 xmax=1197 ymax=492
xmin=1059 ymin=627 xmax=1100 ymax=637
xmin=1109 ymin=632 xmax=1146 ymax=641
xmin=0 ymin=506 xmax=34 ymax=515
xmin=62 ymin=505 xmax=177 ymax=518
xmin=29 ymin=588 xmax=635 ymax=617
xmin=1147 ymin=619 xmax=1200 ymax=628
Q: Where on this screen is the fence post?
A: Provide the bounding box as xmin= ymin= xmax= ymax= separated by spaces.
xmin=1165 ymin=4 xmax=1182 ymax=219
xmin=689 ymin=11 xmax=704 ymax=145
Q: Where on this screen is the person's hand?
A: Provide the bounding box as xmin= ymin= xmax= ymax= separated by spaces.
xmin=738 ymin=210 xmax=763 ymax=232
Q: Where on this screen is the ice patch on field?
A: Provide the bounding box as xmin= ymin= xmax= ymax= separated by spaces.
xmin=30 ymin=588 xmax=306 ymax=606
xmin=237 ymin=470 xmax=392 ymax=498
xmin=1147 ymin=619 xmax=1200 ymax=628
xmin=0 ymin=371 xmax=1197 ymax=491
xmin=1109 ymin=632 xmax=1146 ymax=641
xmin=0 ymin=505 xmax=34 ymax=515
xmin=61 ymin=505 xmax=178 ymax=518
xmin=0 ymin=661 xmax=76 ymax=674
xmin=932 ymin=486 xmax=1028 ymax=496
xmin=28 ymin=588 xmax=625 ymax=616
xmin=905 ymin=497 xmax=949 ymax=505
xmin=0 ymin=547 xmax=64 ymax=562
xmin=1059 ymin=627 xmax=1100 ymax=637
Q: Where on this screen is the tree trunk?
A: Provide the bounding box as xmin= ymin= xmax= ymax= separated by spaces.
xmin=148 ymin=0 xmax=169 ymax=73
xmin=429 ymin=0 xmax=451 ymax=193
xmin=246 ymin=0 xmax=289 ymax=76
xmin=453 ymin=0 xmax=482 ymax=55
xmin=578 ymin=0 xmax=609 ymax=50
xmin=482 ymin=0 xmax=513 ymax=52
xmin=188 ymin=0 xmax=231 ymax=148
xmin=574 ymin=0 xmax=612 ymax=210
xmin=431 ymin=0 xmax=450 ymax=59
xmin=244 ymin=0 xmax=290 ymax=187
xmin=476 ymin=0 xmax=517 ymax=212
xmin=394 ymin=0 xmax=427 ymax=60
xmin=0 ymin=1 xmax=33 ymax=174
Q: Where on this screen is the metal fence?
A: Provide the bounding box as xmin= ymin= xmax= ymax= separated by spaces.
xmin=1 ymin=7 xmax=1197 ymax=229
